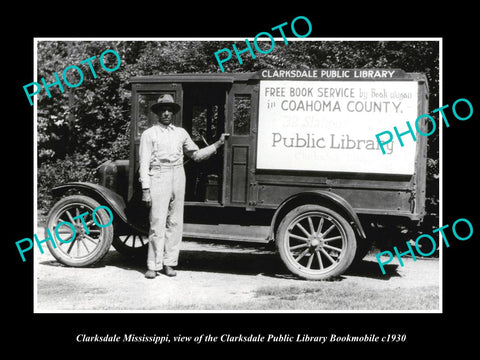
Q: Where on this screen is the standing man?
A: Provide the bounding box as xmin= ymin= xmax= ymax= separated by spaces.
xmin=139 ymin=94 xmax=229 ymax=279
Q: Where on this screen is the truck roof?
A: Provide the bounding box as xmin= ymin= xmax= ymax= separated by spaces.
xmin=130 ymin=72 xmax=256 ymax=83
xmin=129 ymin=69 xmax=428 ymax=93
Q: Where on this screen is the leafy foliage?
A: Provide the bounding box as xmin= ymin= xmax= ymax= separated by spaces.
xmin=37 ymin=40 xmax=439 ymax=216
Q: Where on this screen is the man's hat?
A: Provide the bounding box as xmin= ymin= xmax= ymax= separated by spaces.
xmin=151 ymin=94 xmax=181 ymax=114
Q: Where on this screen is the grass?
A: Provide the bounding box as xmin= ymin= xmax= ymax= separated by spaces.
xmin=165 ymin=282 xmax=439 ymax=311
xmin=249 ymin=283 xmax=439 ymax=311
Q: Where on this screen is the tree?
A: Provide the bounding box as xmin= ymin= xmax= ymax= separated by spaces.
xmin=37 ymin=39 xmax=439 ymax=216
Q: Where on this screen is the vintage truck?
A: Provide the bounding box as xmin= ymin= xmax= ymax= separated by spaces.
xmin=45 ymin=69 xmax=429 ymax=280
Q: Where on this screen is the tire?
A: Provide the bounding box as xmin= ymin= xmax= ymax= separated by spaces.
xmin=276 ymin=204 xmax=357 ymax=280
xmin=112 ymin=234 xmax=149 ymax=258
xmin=45 ymin=195 xmax=114 ymax=267
xmin=352 ymin=237 xmax=372 ymax=264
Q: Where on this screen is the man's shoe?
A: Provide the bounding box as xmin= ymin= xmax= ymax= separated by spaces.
xmin=163 ymin=266 xmax=177 ymax=277
xmin=145 ymin=270 xmax=157 ymax=279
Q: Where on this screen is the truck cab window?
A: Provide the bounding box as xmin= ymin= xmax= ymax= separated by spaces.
xmin=233 ymin=94 xmax=251 ymax=135
xmin=191 ymin=105 xmax=219 ymax=144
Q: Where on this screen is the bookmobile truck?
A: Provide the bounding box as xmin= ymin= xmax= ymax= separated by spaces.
xmin=45 ymin=68 xmax=429 ymax=280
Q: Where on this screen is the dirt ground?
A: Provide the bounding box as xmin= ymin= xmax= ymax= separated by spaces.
xmin=35 ymin=236 xmax=440 ymax=312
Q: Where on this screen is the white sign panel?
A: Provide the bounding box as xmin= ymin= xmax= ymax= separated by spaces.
xmin=256 ymin=80 xmax=419 ymax=174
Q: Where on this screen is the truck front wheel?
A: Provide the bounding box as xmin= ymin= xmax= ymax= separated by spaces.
xmin=276 ymin=204 xmax=357 ymax=280
xmin=45 ymin=195 xmax=114 ymax=267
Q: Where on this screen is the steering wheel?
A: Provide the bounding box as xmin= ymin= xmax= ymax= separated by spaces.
xmin=201 ymin=135 xmax=209 ymax=146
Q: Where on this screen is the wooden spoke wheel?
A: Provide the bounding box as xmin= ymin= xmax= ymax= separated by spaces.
xmin=112 ymin=233 xmax=149 ymax=258
xmin=276 ymin=204 xmax=357 ymax=280
xmin=45 ymin=195 xmax=114 ymax=267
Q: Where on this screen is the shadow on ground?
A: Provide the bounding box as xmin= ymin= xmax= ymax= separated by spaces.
xmin=41 ymin=246 xmax=400 ymax=281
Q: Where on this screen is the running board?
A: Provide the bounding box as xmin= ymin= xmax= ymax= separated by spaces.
xmin=183 ymin=223 xmax=270 ymax=243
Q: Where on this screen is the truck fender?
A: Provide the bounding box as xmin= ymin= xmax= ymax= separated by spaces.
xmin=269 ymin=190 xmax=366 ymax=241
xmin=51 ymin=182 xmax=128 ymax=224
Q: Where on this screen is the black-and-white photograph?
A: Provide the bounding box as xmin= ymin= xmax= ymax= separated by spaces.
xmin=8 ymin=4 xmax=480 ymax=354
xmin=32 ymin=38 xmax=441 ymax=312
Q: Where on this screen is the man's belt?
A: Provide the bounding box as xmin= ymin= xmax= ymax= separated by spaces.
xmin=150 ymin=162 xmax=183 ymax=170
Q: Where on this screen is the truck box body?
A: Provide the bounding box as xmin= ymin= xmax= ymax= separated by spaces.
xmin=128 ymin=70 xmax=428 ymax=234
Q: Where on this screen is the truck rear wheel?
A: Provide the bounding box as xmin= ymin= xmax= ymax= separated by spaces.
xmin=112 ymin=234 xmax=149 ymax=258
xmin=45 ymin=195 xmax=114 ymax=267
xmin=276 ymin=204 xmax=357 ymax=280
